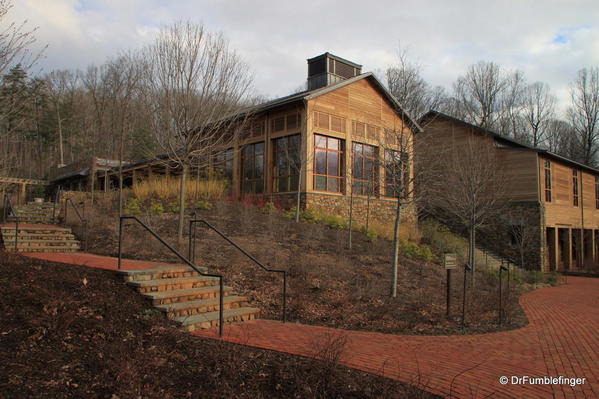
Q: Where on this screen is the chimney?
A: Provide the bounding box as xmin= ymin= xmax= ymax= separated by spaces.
xmin=307 ymin=52 xmax=362 ymax=90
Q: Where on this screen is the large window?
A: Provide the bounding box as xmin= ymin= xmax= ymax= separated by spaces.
xmin=212 ymin=148 xmax=234 ymax=181
xmin=242 ymin=142 xmax=264 ymax=194
xmin=273 ymin=134 xmax=300 ymax=193
xmin=384 ymin=149 xmax=409 ymax=198
xmin=573 ymin=169 xmax=579 ymax=207
xmin=544 ymin=161 xmax=552 ymax=202
xmin=313 ymin=134 xmax=344 ymax=193
xmin=352 ymin=142 xmax=377 ymax=196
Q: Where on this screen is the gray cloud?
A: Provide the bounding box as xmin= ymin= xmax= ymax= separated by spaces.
xmin=12 ymin=0 xmax=599 ymax=114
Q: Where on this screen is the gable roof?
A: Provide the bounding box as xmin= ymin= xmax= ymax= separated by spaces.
xmin=246 ymin=72 xmax=423 ymax=133
xmin=420 ymin=110 xmax=599 ymax=175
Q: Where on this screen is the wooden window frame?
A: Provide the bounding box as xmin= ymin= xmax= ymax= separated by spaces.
xmin=595 ymin=176 xmax=599 ymax=209
xmin=313 ymin=134 xmax=344 ymax=193
xmin=273 ymin=134 xmax=301 ymax=193
xmin=544 ymin=161 xmax=552 ymax=202
xmin=573 ymin=169 xmax=579 ymax=207
xmin=351 ymin=142 xmax=378 ymax=197
xmin=384 ymin=149 xmax=409 ymax=199
xmin=242 ymin=142 xmax=265 ymax=194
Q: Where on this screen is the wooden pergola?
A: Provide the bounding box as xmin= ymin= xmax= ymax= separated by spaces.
xmin=0 ymin=177 xmax=49 ymax=204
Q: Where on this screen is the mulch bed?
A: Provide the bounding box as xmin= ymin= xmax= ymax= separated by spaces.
xmin=0 ymin=253 xmax=436 ymax=399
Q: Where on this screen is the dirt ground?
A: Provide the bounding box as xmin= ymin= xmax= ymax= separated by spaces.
xmin=0 ymin=253 xmax=437 ymax=399
xmin=82 ymin=200 xmax=528 ymax=336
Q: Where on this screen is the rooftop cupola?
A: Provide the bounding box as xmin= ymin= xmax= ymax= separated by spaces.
xmin=307 ymin=52 xmax=362 ymax=90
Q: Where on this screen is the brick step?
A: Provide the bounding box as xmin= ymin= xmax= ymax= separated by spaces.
xmin=141 ymin=286 xmax=234 ymax=306
xmin=1 ymin=226 xmax=72 ymax=233
xmin=175 ymin=307 xmax=260 ymax=331
xmin=5 ymin=246 xmax=80 ymax=253
xmin=25 ymin=202 xmax=55 ymax=207
xmin=118 ymin=266 xmax=206 ymax=282
xmin=1 ymin=233 xmax=76 ymax=240
xmin=6 ymin=241 xmax=80 ymax=248
xmin=156 ymin=295 xmax=249 ymax=318
xmin=128 ymin=276 xmax=220 ymax=293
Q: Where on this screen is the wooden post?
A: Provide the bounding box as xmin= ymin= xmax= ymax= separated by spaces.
xmin=20 ymin=183 xmax=26 ymax=204
xmin=104 ymin=170 xmax=108 ymax=193
xmin=567 ymin=228 xmax=573 ymax=271
xmin=551 ymin=227 xmax=559 ymax=271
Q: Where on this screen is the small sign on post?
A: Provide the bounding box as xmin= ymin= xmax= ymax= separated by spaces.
xmin=444 ymin=253 xmax=457 ymax=316
xmin=444 ymin=253 xmax=457 ymax=270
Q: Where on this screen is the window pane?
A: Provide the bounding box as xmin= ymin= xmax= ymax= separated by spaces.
xmin=364 ymin=144 xmax=375 ymax=157
xmin=328 ymin=151 xmax=339 ymax=176
xmin=327 ymin=177 xmax=339 ymax=192
xmin=364 ymin=159 xmax=374 ymax=179
xmin=277 ymin=177 xmax=287 ymax=193
xmin=243 ymin=156 xmax=253 ymax=178
xmin=255 ymin=142 xmax=264 ymax=154
xmin=353 ymin=142 xmax=362 ymax=154
xmin=315 ymin=135 xmax=327 ymax=148
xmin=290 ymin=175 xmax=299 ymax=191
xmin=328 ymin=137 xmax=339 ymax=150
xmin=353 ymin=156 xmax=363 ymax=179
xmin=315 ymin=175 xmax=327 ymax=191
xmin=315 ymin=149 xmax=326 ymax=174
xmin=255 ymin=180 xmax=264 ymax=193
xmin=255 ymin=155 xmax=264 ymax=177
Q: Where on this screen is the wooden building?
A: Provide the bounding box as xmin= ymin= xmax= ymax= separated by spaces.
xmin=420 ymin=111 xmax=599 ymax=272
xmin=52 ymin=53 xmax=421 ymax=227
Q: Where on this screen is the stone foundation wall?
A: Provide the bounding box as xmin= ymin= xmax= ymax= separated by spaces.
xmin=477 ymin=202 xmax=544 ymax=270
xmin=304 ymin=192 xmax=417 ymax=229
xmin=264 ymin=191 xmax=417 ymax=233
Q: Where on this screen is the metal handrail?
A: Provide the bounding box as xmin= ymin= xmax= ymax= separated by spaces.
xmin=118 ymin=216 xmax=225 ymax=337
xmin=64 ymin=197 xmax=88 ymax=251
xmin=188 ymin=219 xmax=287 ymax=323
xmin=2 ymin=194 xmax=19 ymax=251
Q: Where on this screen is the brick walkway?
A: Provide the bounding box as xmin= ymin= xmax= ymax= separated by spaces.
xmin=17 ymin=251 xmax=599 ymax=398
xmin=22 ymin=252 xmax=188 ymax=271
xmin=195 ymin=277 xmax=599 ymax=399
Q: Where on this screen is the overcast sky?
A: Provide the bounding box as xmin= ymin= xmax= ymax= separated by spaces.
xmin=11 ymin=0 xmax=599 ymax=114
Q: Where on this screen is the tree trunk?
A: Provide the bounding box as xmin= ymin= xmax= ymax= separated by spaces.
xmin=118 ymin=129 xmax=124 ymax=218
xmin=178 ymin=164 xmax=188 ymax=242
xmin=56 ymin=108 xmax=64 ymax=166
xmin=391 ymin=198 xmax=402 ymax=297
xmin=468 ymin=227 xmax=477 ymax=287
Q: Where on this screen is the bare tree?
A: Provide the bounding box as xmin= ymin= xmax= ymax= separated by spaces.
xmin=521 ymin=82 xmax=556 ymax=148
xmin=46 ymin=70 xmax=79 ymax=166
xmin=567 ymin=66 xmax=599 ymax=167
xmin=503 ymin=209 xmax=538 ymax=270
xmin=424 ymin=134 xmax=506 ymax=286
xmin=142 ymin=21 xmax=253 ymax=241
xmin=378 ymin=123 xmax=433 ymax=297
xmin=497 ymin=70 xmax=526 ymax=141
xmin=385 ymin=48 xmax=449 ymax=119
xmin=453 ymin=61 xmax=507 ymax=129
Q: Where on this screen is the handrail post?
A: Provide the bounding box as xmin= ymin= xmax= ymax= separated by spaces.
xmin=282 ymin=271 xmax=287 ymax=323
xmin=14 ymin=217 xmax=19 ymax=252
xmin=188 ymin=219 xmax=194 ymax=263
xmin=219 ymin=279 xmax=224 ymax=337
xmin=117 ymin=216 xmax=124 ymax=270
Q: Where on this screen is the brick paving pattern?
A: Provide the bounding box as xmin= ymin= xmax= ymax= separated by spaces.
xmin=19 ymin=251 xmax=598 ymax=398
xmin=195 ymin=277 xmax=599 ymax=399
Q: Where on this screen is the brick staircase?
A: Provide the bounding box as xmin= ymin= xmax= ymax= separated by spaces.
xmin=119 ymin=266 xmax=260 ymax=331
xmin=1 ymin=201 xmax=81 ymax=253
xmin=7 ymin=201 xmax=55 ymax=223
